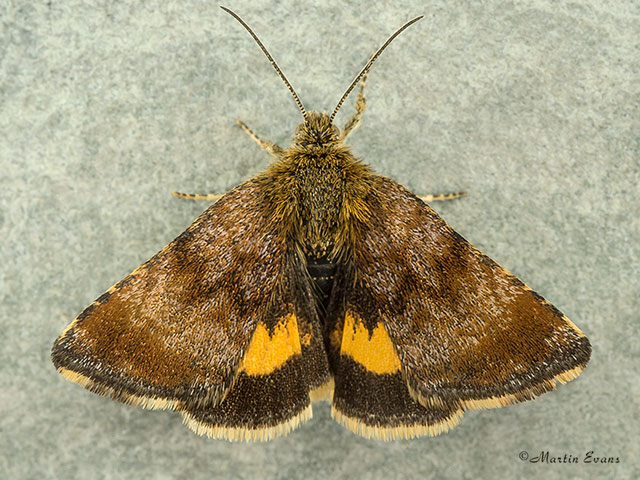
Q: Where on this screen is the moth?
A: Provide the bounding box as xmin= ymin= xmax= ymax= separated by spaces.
xmin=52 ymin=7 xmax=591 ymax=441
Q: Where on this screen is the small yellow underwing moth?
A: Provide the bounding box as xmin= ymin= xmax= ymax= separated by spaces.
xmin=52 ymin=7 xmax=591 ymax=441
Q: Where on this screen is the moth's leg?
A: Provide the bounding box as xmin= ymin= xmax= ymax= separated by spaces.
xmin=171 ymin=192 xmax=224 ymax=202
xmin=419 ymin=191 xmax=467 ymax=202
xmin=172 ymin=120 xmax=282 ymax=201
xmin=340 ymin=71 xmax=369 ymax=141
xmin=236 ymin=119 xmax=283 ymax=159
xmin=172 ymin=119 xmax=283 ymax=201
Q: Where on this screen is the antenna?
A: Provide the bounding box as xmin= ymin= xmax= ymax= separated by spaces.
xmin=220 ymin=6 xmax=308 ymax=121
xmin=330 ymin=15 xmax=423 ymax=123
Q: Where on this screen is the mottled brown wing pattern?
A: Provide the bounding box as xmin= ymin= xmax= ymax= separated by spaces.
xmin=52 ymin=178 xmax=291 ymax=411
xmin=352 ymin=176 xmax=590 ymax=416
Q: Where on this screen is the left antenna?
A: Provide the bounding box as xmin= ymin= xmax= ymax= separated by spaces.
xmin=220 ymin=6 xmax=308 ymax=121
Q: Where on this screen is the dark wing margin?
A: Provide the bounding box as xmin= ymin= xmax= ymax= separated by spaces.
xmin=52 ymin=178 xmax=307 ymax=418
xmin=345 ymin=175 xmax=590 ymax=431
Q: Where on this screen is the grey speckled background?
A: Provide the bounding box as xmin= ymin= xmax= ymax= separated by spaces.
xmin=1 ymin=1 xmax=638 ymax=479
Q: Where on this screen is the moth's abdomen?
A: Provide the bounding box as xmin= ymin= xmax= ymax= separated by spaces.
xmin=306 ymin=254 xmax=337 ymax=320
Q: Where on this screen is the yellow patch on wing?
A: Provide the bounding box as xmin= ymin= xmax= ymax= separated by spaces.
xmin=240 ymin=313 xmax=302 ymax=376
xmin=340 ymin=312 xmax=401 ymax=374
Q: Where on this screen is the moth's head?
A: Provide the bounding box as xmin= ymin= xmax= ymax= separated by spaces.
xmin=293 ymin=112 xmax=340 ymax=147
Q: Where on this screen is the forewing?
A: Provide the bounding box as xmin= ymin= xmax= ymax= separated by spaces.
xmin=352 ymin=176 xmax=591 ymax=412
xmin=52 ymin=178 xmax=289 ymax=410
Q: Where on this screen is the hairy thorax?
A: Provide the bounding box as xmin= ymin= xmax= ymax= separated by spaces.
xmin=265 ymin=145 xmax=372 ymax=262
xmin=292 ymin=149 xmax=347 ymax=257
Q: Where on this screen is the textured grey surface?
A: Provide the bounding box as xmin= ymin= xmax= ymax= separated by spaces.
xmin=1 ymin=1 xmax=638 ymax=479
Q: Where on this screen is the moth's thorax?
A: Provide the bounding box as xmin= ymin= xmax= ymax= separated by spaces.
xmin=290 ymin=150 xmax=346 ymax=258
xmin=265 ymin=112 xmax=373 ymax=259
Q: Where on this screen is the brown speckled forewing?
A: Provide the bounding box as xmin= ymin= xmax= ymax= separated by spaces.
xmin=353 ymin=176 xmax=591 ymax=406
xmin=52 ymin=178 xmax=288 ymax=407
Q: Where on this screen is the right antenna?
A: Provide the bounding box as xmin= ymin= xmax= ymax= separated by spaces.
xmin=330 ymin=15 xmax=424 ymax=123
